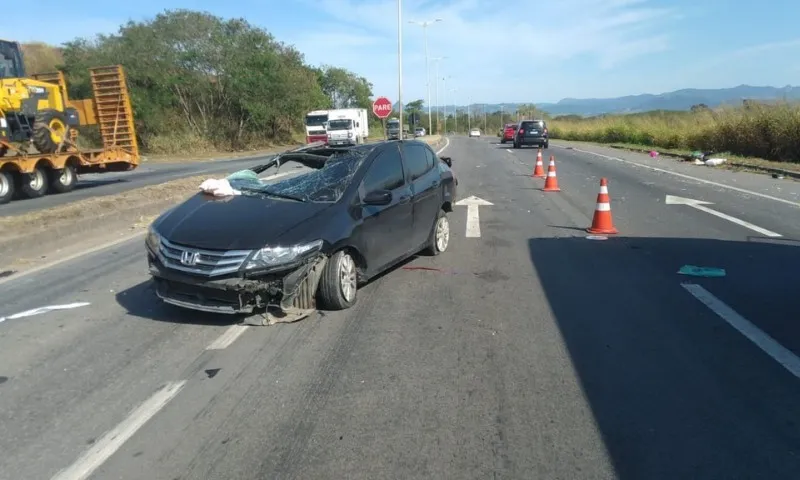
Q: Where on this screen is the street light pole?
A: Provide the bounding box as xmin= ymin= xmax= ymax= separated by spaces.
xmin=409 ymin=19 xmax=441 ymax=136
xmin=431 ymin=57 xmax=446 ymax=133
xmin=397 ymin=0 xmax=403 ymax=138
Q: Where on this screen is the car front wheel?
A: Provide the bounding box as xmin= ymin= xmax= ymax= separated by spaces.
xmin=317 ymin=250 xmax=358 ymax=310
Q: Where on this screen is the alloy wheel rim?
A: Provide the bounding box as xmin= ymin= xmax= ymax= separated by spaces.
xmin=339 ymin=253 xmax=357 ymax=302
xmin=436 ymin=217 xmax=450 ymax=252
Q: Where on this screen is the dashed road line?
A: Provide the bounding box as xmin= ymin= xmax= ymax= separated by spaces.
xmin=207 ymin=324 xmax=249 ymax=350
xmin=52 ymin=381 xmax=187 ymax=480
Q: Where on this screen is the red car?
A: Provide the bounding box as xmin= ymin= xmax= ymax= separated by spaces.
xmin=500 ymin=124 xmax=516 ymax=144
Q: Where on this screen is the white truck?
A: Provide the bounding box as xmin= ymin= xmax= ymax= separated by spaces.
xmin=305 ymin=110 xmax=329 ymax=144
xmin=326 ymin=108 xmax=369 ymax=146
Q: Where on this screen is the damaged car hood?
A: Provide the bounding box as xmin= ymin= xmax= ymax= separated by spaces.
xmin=154 ymin=193 xmax=332 ymax=251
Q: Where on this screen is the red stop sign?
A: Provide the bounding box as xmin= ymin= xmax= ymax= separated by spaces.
xmin=372 ymin=97 xmax=393 ymax=119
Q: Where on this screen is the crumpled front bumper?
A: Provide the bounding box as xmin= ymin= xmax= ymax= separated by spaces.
xmin=148 ymin=251 xmax=328 ymax=325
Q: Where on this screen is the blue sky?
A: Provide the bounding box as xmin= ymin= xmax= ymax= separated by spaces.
xmin=5 ymin=0 xmax=800 ymax=104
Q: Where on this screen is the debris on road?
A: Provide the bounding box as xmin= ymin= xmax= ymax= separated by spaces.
xmin=677 ymin=265 xmax=726 ymax=277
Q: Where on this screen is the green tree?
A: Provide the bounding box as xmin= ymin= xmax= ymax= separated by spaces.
xmin=59 ymin=9 xmax=361 ymax=152
xmin=318 ymin=66 xmax=373 ymax=109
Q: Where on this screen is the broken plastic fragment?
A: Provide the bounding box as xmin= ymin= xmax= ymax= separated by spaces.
xmin=705 ymin=158 xmax=727 ymax=166
xmin=677 ymin=265 xmax=726 ymax=277
xmin=199 ymin=178 xmax=241 ymax=197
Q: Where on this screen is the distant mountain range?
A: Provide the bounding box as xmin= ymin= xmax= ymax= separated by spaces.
xmin=392 ymin=84 xmax=800 ymax=117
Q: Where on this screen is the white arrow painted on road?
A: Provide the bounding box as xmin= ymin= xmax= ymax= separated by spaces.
xmin=665 ymin=195 xmax=782 ymax=237
xmin=455 ymin=195 xmax=493 ymax=238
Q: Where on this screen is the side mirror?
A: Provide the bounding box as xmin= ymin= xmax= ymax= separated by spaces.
xmin=363 ymin=189 xmax=392 ymax=206
xmin=440 ymin=156 xmax=453 ymax=168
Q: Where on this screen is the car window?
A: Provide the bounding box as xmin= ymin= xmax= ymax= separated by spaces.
xmin=361 ymin=145 xmax=405 ymax=192
xmin=402 ymin=143 xmax=432 ymax=181
xmin=423 ymin=145 xmax=436 ymax=170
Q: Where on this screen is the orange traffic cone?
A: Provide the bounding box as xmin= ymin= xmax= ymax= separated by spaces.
xmin=542 ymin=155 xmax=560 ymax=192
xmin=532 ymin=149 xmax=545 ymax=178
xmin=587 ymin=178 xmax=618 ymax=234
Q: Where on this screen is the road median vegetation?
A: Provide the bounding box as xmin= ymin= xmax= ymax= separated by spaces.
xmin=548 ymin=102 xmax=800 ymax=172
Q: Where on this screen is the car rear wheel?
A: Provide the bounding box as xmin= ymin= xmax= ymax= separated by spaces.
xmin=317 ymin=250 xmax=358 ymax=310
xmin=424 ymin=209 xmax=450 ymax=256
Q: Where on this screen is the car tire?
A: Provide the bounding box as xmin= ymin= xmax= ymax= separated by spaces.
xmin=500 ymin=139 xmax=505 ymax=144
xmin=317 ymin=250 xmax=358 ymax=310
xmin=424 ymin=209 xmax=450 ymax=256
xmin=544 ymin=140 xmax=549 ymax=149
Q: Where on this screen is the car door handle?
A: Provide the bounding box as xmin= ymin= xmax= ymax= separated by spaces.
xmin=399 ymin=195 xmax=411 ymax=204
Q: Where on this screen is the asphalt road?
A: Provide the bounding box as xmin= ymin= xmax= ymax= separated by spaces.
xmin=2 ymin=135 xmax=800 ymax=479
xmin=0 ymin=153 xmax=278 ymax=217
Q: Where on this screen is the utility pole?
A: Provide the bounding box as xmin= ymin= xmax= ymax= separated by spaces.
xmin=409 ymin=19 xmax=441 ymax=136
xmin=397 ymin=0 xmax=403 ymax=138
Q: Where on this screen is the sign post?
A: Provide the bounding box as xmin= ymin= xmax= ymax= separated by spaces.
xmin=372 ymin=97 xmax=393 ymax=141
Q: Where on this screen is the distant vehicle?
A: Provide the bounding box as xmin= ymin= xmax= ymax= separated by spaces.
xmin=468 ymin=128 xmax=481 ymax=138
xmin=305 ymin=110 xmax=329 ymax=144
xmin=326 ymin=108 xmax=369 ymax=146
xmin=414 ymin=127 xmax=425 ymax=137
xmin=500 ymin=123 xmax=516 ymax=144
xmin=145 ymin=140 xmax=458 ymax=323
xmin=513 ymin=119 xmax=549 ymax=149
xmin=386 ymin=118 xmax=402 ymax=140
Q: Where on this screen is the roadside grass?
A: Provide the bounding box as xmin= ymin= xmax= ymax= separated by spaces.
xmin=548 ymin=102 xmax=800 ymax=174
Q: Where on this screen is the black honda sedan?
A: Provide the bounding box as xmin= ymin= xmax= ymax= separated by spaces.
xmin=145 ymin=140 xmax=457 ymax=324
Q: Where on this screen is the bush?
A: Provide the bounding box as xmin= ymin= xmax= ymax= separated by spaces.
xmin=548 ymin=103 xmax=800 ymax=163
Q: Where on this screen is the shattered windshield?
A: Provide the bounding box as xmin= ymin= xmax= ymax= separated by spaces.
xmin=328 ymin=119 xmax=352 ymax=130
xmin=230 ymin=149 xmax=367 ymax=203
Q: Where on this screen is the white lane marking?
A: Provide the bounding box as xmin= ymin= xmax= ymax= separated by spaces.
xmin=682 ymin=283 xmax=800 ymax=380
xmin=435 ymin=136 xmax=451 ymax=154
xmin=455 ymin=195 xmax=493 ymax=238
xmin=0 ymin=302 xmax=91 ymax=325
xmin=506 ymin=149 xmax=513 ymax=153
xmin=665 ymin=195 xmax=782 ymax=237
xmin=52 ymin=381 xmax=187 ymax=480
xmin=206 ymin=324 xmax=249 ymax=350
xmin=561 ymin=145 xmax=800 ymax=209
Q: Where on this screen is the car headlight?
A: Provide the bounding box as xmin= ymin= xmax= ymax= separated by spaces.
xmin=145 ymin=226 xmax=161 ymax=252
xmin=246 ymin=239 xmax=323 ymax=270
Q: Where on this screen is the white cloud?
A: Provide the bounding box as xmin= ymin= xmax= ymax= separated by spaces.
xmin=286 ymin=0 xmax=678 ymax=102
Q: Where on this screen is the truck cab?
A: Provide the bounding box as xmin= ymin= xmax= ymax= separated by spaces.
xmin=326 ymin=109 xmax=368 ymax=146
xmin=305 ymin=110 xmax=329 ymax=144
xmin=386 ymin=118 xmax=401 ymax=140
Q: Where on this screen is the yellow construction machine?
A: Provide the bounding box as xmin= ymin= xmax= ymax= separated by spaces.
xmin=0 ymin=39 xmax=139 ymax=204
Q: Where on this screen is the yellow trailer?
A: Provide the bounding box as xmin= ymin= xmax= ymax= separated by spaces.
xmin=0 ymin=47 xmax=139 ymax=204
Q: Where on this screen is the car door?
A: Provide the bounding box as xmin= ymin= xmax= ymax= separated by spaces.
xmin=401 ymin=142 xmax=442 ymax=248
xmin=357 ymin=144 xmax=414 ymax=273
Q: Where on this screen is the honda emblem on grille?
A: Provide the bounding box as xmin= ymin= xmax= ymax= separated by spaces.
xmin=180 ymin=250 xmax=200 ymax=266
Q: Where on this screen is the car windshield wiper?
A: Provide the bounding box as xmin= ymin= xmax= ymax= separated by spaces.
xmin=239 ymin=186 xmax=306 ymax=202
